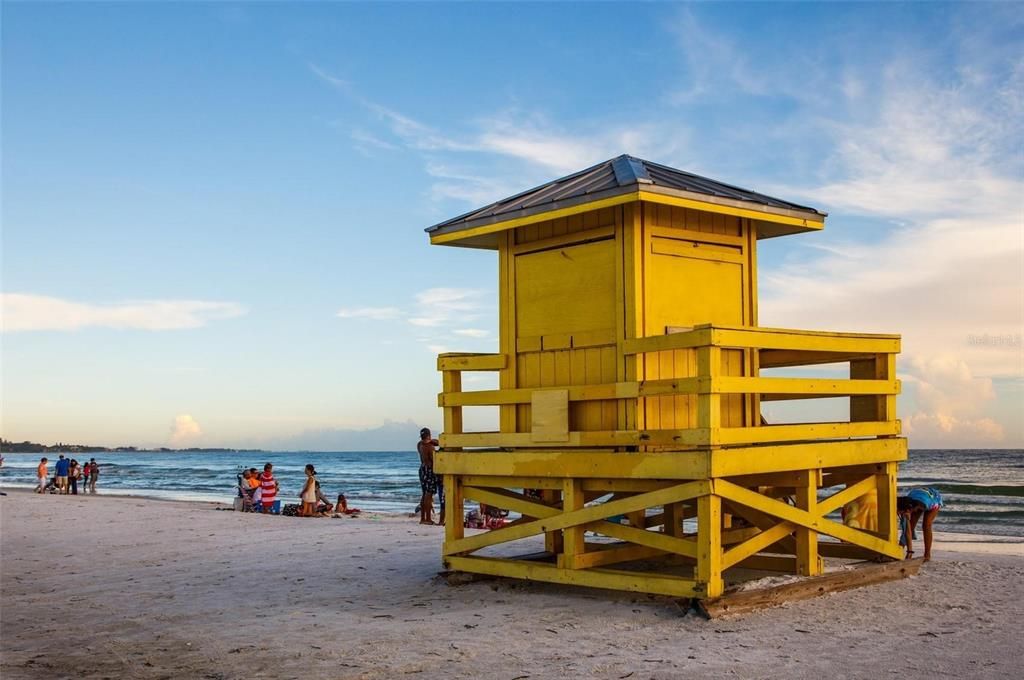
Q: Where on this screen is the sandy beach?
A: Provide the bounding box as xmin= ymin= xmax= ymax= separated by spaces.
xmin=2 ymin=490 xmax=1022 ymax=680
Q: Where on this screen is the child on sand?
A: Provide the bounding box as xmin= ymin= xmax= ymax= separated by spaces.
xmin=36 ymin=457 xmax=48 ymax=494
xmin=259 ymin=463 xmax=278 ymax=514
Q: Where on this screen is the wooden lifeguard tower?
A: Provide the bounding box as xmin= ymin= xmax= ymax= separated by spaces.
xmin=427 ymin=155 xmax=907 ymax=603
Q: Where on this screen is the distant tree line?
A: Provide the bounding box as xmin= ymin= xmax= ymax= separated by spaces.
xmin=0 ymin=438 xmax=133 ymax=453
xmin=0 ymin=438 xmax=251 ymax=453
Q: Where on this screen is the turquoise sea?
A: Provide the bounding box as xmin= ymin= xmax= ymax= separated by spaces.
xmin=1 ymin=449 xmax=1022 ymax=538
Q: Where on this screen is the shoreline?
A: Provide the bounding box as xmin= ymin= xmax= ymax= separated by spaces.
xmin=3 ymin=486 xmax=1022 ymax=555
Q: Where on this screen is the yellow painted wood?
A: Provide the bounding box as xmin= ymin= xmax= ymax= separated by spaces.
xmin=443 ymin=480 xmax=711 ymax=556
xmin=877 ymin=461 xmax=899 ymax=544
xmin=444 ymin=475 xmax=464 ymax=544
xmin=461 ymin=486 xmax=559 ymax=519
xmin=722 ymin=521 xmax=796 ymax=570
xmin=445 ymin=555 xmax=702 ymax=598
xmin=459 ymin=475 xmax=564 ymax=491
xmin=794 ymin=470 xmax=822 ymax=576
xmin=572 ymin=543 xmax=666 ymax=570
xmin=716 ymin=376 xmax=900 ymax=396
xmin=716 ymin=480 xmax=904 ymax=559
xmin=817 ymin=475 xmax=877 ymax=517
xmin=531 ymin=389 xmax=569 ymax=442
xmin=442 ymin=370 xmax=463 ymax=450
xmin=429 ymin=187 xmax=822 ymax=247
xmin=697 ymin=346 xmax=722 ymax=431
xmin=713 ymin=421 xmax=900 ymax=445
xmin=697 ymin=493 xmax=724 ymax=598
xmin=440 ymin=430 xmax=638 ymax=449
xmin=648 ymin=224 xmax=745 ymax=248
xmin=638 ymin=190 xmax=824 ymax=231
xmin=711 ymin=327 xmax=900 ymax=353
xmin=436 ymin=450 xmax=712 ymax=480
xmin=437 ymin=353 xmax=506 ymax=371
xmin=560 ymin=478 xmax=585 ymax=569
xmin=592 ymin=520 xmax=699 ymax=559
xmin=510 ymin=224 xmax=615 ymax=256
xmin=709 ymin=438 xmax=907 ymax=476
xmin=515 ymin=239 xmax=617 ymax=338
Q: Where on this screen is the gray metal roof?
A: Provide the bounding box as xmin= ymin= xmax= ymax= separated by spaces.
xmin=426 ymin=155 xmax=826 ymax=240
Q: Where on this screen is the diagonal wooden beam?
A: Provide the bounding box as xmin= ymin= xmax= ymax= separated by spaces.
xmin=716 ymin=480 xmax=902 ymax=559
xmin=722 ymin=522 xmax=796 ymax=570
xmin=817 ymin=476 xmax=876 ymax=517
xmin=444 ymin=480 xmax=711 ymax=556
xmin=462 ymin=486 xmax=560 ymax=519
xmin=587 ymin=521 xmax=699 ymax=559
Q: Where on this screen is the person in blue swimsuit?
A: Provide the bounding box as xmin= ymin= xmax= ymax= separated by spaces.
xmin=897 ymin=487 xmax=943 ymax=562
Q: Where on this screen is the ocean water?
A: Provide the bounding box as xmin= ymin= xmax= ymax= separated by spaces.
xmin=1 ymin=449 xmax=1022 ymax=538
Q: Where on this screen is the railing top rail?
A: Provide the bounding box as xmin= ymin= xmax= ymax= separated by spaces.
xmin=623 ymin=325 xmax=900 ymax=355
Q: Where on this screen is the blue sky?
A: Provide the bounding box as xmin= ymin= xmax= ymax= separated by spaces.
xmin=2 ymin=2 xmax=1021 ymax=449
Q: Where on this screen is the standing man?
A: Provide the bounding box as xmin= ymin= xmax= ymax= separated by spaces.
xmin=417 ymin=428 xmax=440 ymax=525
xmin=36 ymin=457 xmax=49 ymax=494
xmin=54 ymin=455 xmax=70 ymax=494
xmin=87 ymin=458 xmax=99 ymax=493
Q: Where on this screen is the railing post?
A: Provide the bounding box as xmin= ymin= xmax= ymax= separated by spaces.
xmin=696 ymin=345 xmax=721 ymax=447
xmin=442 ymin=369 xmax=463 ymax=451
xmin=850 ymin=352 xmax=896 ymax=429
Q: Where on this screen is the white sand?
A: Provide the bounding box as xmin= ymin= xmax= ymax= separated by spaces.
xmin=2 ymin=490 xmax=1022 ymax=679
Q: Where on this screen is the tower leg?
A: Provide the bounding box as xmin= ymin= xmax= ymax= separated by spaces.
xmin=697 ymin=493 xmax=724 ymax=598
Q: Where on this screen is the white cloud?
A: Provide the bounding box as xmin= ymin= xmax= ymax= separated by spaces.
xmin=409 ymin=287 xmax=486 ymax=327
xmin=336 ymin=306 xmax=402 ymax=320
xmin=310 ymin=63 xmax=689 ymax=203
xmin=169 ymin=414 xmax=202 ymax=445
xmin=0 ymin=293 xmax=246 ymax=332
xmin=453 ymin=328 xmax=489 ymax=338
xmin=902 ymin=356 xmax=1005 ymax=446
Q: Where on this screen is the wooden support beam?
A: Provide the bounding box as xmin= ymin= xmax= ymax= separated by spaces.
xmin=437 ymin=353 xmax=506 ymax=371
xmin=560 ymin=479 xmax=585 ymax=569
xmin=697 ymin=494 xmax=724 ymax=598
xmin=700 ymin=559 xmax=922 ymax=617
xmin=446 ymin=555 xmax=702 ymax=598
xmin=444 ymin=480 xmax=711 ymax=556
xmin=716 ymin=480 xmax=904 ymax=559
xmin=794 ymin=470 xmax=822 ymax=576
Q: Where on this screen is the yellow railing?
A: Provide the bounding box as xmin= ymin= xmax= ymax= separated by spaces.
xmin=437 ymin=324 xmax=900 ymax=450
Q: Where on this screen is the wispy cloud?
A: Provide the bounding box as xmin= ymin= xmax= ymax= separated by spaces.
xmin=453 ymin=328 xmax=489 ymax=338
xmin=309 ymin=63 xmax=689 ymax=204
xmin=408 ymin=287 xmax=486 ymax=327
xmin=1 ymin=293 xmax=246 ymax=332
xmin=336 ymin=306 xmax=402 ymax=320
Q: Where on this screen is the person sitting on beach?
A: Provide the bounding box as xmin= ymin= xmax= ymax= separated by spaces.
xmin=259 ymin=463 xmax=278 ymax=514
xmin=417 ymin=427 xmax=440 ymax=525
xmin=333 ymin=493 xmax=361 ymax=516
xmin=300 ymin=464 xmax=317 ymax=517
xmin=313 ymin=481 xmax=333 ymax=515
xmin=898 ymin=487 xmax=944 ymax=562
xmin=35 ymin=457 xmax=48 ymax=494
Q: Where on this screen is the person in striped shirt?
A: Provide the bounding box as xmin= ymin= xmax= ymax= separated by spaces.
xmin=259 ymin=463 xmax=279 ymax=514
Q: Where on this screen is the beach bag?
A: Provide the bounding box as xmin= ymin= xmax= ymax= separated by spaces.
xmin=281 ymin=503 xmax=301 ymax=517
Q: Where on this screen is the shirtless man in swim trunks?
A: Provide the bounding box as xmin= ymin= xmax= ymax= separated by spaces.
xmin=417 ymin=428 xmax=440 ymax=525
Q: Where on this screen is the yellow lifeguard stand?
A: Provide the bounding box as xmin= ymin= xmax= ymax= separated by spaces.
xmin=428 ymin=156 xmax=906 ymax=601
